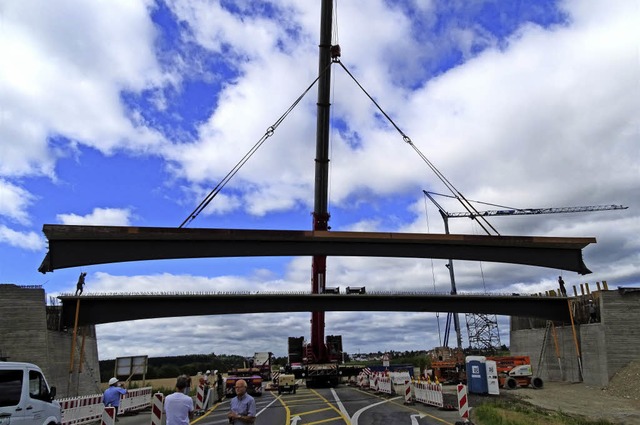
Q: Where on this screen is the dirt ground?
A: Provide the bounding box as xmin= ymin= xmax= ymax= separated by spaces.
xmin=463 ymin=359 xmax=640 ymax=425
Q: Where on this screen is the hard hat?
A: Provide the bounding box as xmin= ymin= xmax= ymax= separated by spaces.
xmin=214 ymin=370 xmax=218 ymax=374
xmin=206 ymin=370 xmax=210 ymax=374
xmin=108 ymin=377 xmax=119 ymax=386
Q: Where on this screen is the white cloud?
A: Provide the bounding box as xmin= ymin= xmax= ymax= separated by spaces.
xmin=57 ymin=208 xmax=133 ymax=226
xmin=0 ymin=225 xmax=46 ymax=251
xmin=0 ymin=0 xmax=169 ymax=181
xmin=0 ymin=179 xmax=35 ymax=224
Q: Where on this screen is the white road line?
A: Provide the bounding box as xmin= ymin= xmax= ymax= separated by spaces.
xmin=331 ymin=388 xmax=350 ymax=420
xmin=331 ymin=388 xmax=401 ymax=425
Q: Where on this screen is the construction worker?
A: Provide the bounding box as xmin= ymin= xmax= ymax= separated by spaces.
xmin=558 ymin=276 xmax=567 ymax=297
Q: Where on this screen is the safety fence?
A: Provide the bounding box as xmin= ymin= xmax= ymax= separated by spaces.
xmin=58 ymin=387 xmax=152 ymax=425
xmin=356 ymin=372 xmax=444 ymax=408
xmin=413 ymin=381 xmax=443 ymax=408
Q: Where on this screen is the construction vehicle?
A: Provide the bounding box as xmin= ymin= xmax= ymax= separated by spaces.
xmin=224 ymin=372 xmax=263 ymax=397
xmin=430 ymin=347 xmax=466 ymax=383
xmin=277 ymin=373 xmax=298 ymax=395
xmin=491 ymin=356 xmax=543 ymax=389
xmin=288 ymin=335 xmax=345 ymax=387
xmin=252 ymin=352 xmax=274 ymax=381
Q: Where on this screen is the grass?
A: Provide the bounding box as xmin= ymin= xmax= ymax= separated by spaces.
xmin=471 ymin=399 xmax=616 ymax=425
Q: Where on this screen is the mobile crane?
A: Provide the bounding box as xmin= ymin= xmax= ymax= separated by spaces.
xmin=288 ymin=0 xmax=348 ymax=388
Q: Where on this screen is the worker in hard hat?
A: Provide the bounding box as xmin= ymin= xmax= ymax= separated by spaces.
xmin=103 ymin=377 xmax=127 ymax=421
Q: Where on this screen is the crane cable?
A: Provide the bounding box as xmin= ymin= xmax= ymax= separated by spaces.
xmin=180 ymin=62 xmax=333 ymax=228
xmin=335 ymin=60 xmax=500 ymax=236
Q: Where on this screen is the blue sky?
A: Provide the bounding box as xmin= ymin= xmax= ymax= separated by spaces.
xmin=1 ymin=0 xmax=638 ymax=360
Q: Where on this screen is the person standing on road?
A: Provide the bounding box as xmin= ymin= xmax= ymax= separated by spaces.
xmin=558 ymin=276 xmax=567 ymax=297
xmin=164 ymin=376 xmax=194 ymax=425
xmin=103 ymin=377 xmax=127 ymax=420
xmin=227 ymin=379 xmax=256 ymax=424
xmin=216 ymin=371 xmax=224 ymax=402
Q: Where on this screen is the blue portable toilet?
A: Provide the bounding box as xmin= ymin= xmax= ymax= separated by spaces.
xmin=466 ymin=355 xmax=488 ymax=394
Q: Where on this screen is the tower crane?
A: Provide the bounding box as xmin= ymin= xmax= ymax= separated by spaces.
xmin=423 ymin=190 xmax=627 ymax=351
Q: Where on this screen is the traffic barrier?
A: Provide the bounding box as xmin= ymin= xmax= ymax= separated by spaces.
xmin=413 ymin=381 xmax=443 ymax=408
xmin=195 ymin=384 xmax=205 ymax=410
xmin=102 ymin=407 xmax=115 ymax=425
xmin=369 ymin=373 xmax=378 ymax=391
xmin=457 ymin=383 xmax=469 ymax=420
xmin=119 ymin=387 xmax=153 ymax=414
xmin=59 ymin=394 xmax=103 ymax=425
xmin=377 ymin=375 xmax=392 ymax=395
xmin=403 ymin=381 xmax=413 ymax=405
xmin=203 ymin=385 xmax=212 ymax=410
xmin=60 ymin=387 xmax=152 ymax=425
xmin=390 ymin=371 xmax=411 ymax=394
xmin=357 ymin=372 xmax=369 ymax=388
xmin=151 ymin=393 xmax=164 ymax=425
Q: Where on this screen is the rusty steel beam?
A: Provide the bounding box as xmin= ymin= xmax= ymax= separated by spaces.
xmin=38 ymin=225 xmax=595 ymax=274
xmin=56 ymin=293 xmax=572 ymax=327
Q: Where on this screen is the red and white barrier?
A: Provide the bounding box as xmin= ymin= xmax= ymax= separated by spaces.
xmin=101 ymin=406 xmax=115 ymax=425
xmin=403 ymin=381 xmax=412 ymax=405
xmin=151 ymin=393 xmax=164 ymax=425
xmin=413 ymin=381 xmax=443 ymax=408
xmin=59 ymin=394 xmax=103 ymax=425
xmin=457 ymin=383 xmax=469 ymax=419
xmin=119 ymin=387 xmax=153 ymax=414
xmin=59 ymin=387 xmax=152 ymax=425
xmin=369 ymin=373 xmax=378 ymax=391
xmin=356 ymin=372 xmax=369 ymax=388
xmin=390 ymin=371 xmax=411 ymax=395
xmin=377 ymin=375 xmax=392 ymax=395
xmin=195 ymin=384 xmax=205 ymax=410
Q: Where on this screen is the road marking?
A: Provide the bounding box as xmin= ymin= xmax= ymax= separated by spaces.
xmin=411 ymin=413 xmax=426 ymax=424
xmin=351 ymin=397 xmax=401 ymax=425
xmin=330 ymin=388 xmax=350 ymax=420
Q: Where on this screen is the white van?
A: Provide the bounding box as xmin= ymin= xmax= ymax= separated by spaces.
xmin=0 ymin=362 xmax=61 ymax=425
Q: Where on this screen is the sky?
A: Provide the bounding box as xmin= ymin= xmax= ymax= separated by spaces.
xmin=1 ymin=0 xmax=638 ymax=361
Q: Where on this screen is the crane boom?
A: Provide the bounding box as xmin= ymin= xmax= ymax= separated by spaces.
xmin=447 ymin=204 xmax=627 ymax=218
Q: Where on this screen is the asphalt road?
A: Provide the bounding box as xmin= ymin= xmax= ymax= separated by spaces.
xmin=119 ymin=386 xmax=465 ymax=425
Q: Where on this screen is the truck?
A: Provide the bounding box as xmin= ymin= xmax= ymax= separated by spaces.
xmin=224 ymin=372 xmax=263 ymax=398
xmin=287 ymin=335 xmax=363 ymax=387
xmin=288 ymin=336 xmax=341 ymax=387
xmin=0 ymin=362 xmax=61 ymax=425
xmin=252 ymin=352 xmax=273 ymax=381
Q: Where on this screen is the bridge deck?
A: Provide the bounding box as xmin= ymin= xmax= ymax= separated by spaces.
xmin=56 ymin=292 xmax=572 ymax=326
xmin=38 ymin=225 xmax=595 ymax=274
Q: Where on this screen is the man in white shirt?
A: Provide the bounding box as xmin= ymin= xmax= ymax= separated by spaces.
xmin=164 ymin=376 xmax=195 ymax=425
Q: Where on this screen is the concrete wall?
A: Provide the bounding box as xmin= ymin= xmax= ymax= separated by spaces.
xmin=0 ymin=284 xmax=101 ymax=397
xmin=510 ymin=288 xmax=640 ymax=387
xmin=601 ymin=289 xmax=640 ymax=382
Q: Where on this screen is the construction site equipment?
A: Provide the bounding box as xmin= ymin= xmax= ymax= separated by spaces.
xmin=491 ymin=356 xmax=543 ymax=389
xmin=224 ymin=373 xmax=263 ymax=397
xmin=252 ymin=352 xmax=274 ymax=381
xmin=277 ymin=374 xmax=298 ymax=395
xmin=431 ymin=348 xmax=466 ymax=384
